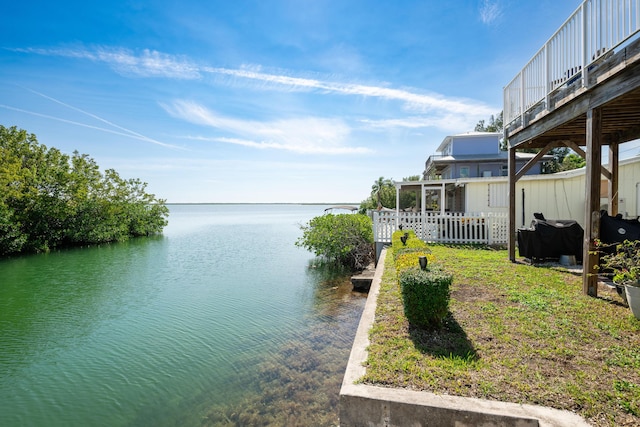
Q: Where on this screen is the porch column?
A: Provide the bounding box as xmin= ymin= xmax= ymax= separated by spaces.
xmin=508 ymin=144 xmax=517 ymax=261
xmin=583 ymin=107 xmax=602 ymax=297
xmin=421 ymin=183 xmax=426 ymax=236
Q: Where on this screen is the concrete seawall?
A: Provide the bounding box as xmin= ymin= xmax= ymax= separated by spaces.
xmin=338 ymin=248 xmax=591 ymax=427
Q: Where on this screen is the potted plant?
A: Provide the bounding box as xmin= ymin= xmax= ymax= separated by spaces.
xmin=598 ymin=239 xmax=640 ymax=319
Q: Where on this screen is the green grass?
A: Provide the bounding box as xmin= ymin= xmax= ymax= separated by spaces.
xmin=361 ymin=245 xmax=640 ymax=427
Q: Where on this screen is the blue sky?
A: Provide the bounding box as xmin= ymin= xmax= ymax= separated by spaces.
xmin=3 ymin=0 xmax=629 ymax=203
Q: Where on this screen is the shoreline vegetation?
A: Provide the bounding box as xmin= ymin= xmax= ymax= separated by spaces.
xmin=362 ymin=244 xmax=640 ymax=427
xmin=0 ymin=125 xmax=168 ymax=256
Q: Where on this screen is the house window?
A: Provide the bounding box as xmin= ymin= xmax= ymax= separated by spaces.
xmin=488 ymin=183 xmax=508 ymax=207
xmin=460 ymin=166 xmax=470 ymax=178
xmin=501 ymin=165 xmax=508 ymax=176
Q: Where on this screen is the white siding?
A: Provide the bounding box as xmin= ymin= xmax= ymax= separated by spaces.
xmin=462 ymin=157 xmax=639 ymax=228
xmin=621 ymin=159 xmax=640 ymax=218
xmin=489 ymin=183 xmax=508 ymax=207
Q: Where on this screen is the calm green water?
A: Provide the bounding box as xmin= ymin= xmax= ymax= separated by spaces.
xmin=0 ymin=204 xmax=367 ymax=427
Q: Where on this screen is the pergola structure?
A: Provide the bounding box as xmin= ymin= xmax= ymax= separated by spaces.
xmin=505 ymin=24 xmax=640 ymax=296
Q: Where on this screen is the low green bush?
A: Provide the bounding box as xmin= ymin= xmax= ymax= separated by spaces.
xmin=296 ymin=213 xmax=374 ymax=270
xmin=399 ymin=266 xmax=452 ymax=329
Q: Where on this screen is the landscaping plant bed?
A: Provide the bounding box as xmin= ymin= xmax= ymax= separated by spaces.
xmin=362 ymin=245 xmax=640 ymax=427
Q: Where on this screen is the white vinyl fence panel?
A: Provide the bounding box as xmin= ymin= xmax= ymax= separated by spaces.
xmin=373 ymin=211 xmax=509 ymax=245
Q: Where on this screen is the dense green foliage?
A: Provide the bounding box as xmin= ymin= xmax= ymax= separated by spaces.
xmin=559 ymin=152 xmax=586 ymax=171
xmin=296 ymin=213 xmax=373 ymax=270
xmin=598 ymin=239 xmax=640 ymax=285
xmin=0 ymin=125 xmax=168 ymax=255
xmin=392 ymin=230 xmax=451 ymax=329
xmin=474 ymin=111 xmax=503 ymax=133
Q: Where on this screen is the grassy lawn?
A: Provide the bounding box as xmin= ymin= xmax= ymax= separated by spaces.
xmin=361 ymin=245 xmax=640 ymax=427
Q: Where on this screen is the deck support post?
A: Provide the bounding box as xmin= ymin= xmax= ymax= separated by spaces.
xmin=609 ymin=142 xmax=619 ymax=216
xmin=508 ymin=144 xmax=517 ymax=262
xmin=583 ymin=107 xmax=602 ymax=297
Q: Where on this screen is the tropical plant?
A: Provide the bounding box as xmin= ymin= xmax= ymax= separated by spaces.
xmin=360 ymin=175 xmax=419 ymax=213
xmin=371 ymin=176 xmax=392 ymax=210
xmin=296 ymin=213 xmax=374 ymax=270
xmin=597 ymin=239 xmax=640 ymax=286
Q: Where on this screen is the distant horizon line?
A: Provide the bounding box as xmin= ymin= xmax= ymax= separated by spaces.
xmin=165 ymin=202 xmax=361 ymax=205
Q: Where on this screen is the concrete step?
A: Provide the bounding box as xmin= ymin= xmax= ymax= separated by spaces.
xmin=351 ymin=263 xmax=376 ymax=291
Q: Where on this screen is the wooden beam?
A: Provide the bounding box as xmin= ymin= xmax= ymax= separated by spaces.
xmin=609 ymin=142 xmax=619 ymax=216
xmin=508 ymin=146 xmax=517 ymax=262
xmin=564 ymin=140 xmax=586 ymax=158
xmin=583 ymin=108 xmax=602 ymax=297
xmin=514 ymin=143 xmax=557 ymax=181
xmin=557 ymin=140 xmax=611 ymax=179
xmin=604 ymin=124 xmax=640 ymax=145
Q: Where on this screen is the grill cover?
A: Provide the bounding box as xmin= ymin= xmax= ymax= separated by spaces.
xmin=518 ymin=218 xmax=584 ymax=261
xmin=600 ymin=211 xmax=640 ymax=246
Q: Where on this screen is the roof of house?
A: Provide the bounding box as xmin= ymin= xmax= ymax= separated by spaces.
xmin=430 ymin=151 xmax=547 ymax=164
xmin=410 ymin=154 xmax=640 ymax=186
xmin=436 ymin=131 xmax=502 ymax=152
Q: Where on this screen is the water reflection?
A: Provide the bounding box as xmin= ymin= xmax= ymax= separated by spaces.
xmin=0 ymin=205 xmax=367 ymax=426
xmin=204 ymin=261 xmax=367 ymax=427
xmin=0 ymin=238 xmax=164 ymax=374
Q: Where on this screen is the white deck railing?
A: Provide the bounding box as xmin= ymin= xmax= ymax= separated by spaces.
xmin=504 ymin=0 xmax=640 ymax=125
xmin=373 ymin=211 xmax=509 ymax=245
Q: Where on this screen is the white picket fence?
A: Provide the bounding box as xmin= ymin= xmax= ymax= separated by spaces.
xmin=373 ymin=211 xmax=509 ymax=245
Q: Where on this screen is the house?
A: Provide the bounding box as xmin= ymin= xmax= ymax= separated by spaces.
xmin=461 ymin=155 xmax=640 ymax=227
xmin=417 ymin=132 xmax=551 ymax=212
xmin=423 ymin=132 xmax=549 ymax=180
xmin=372 ymin=156 xmax=640 ymax=251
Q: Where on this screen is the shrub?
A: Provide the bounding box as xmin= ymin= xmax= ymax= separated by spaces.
xmin=296 ymin=213 xmax=374 ymax=270
xmin=597 ymin=239 xmax=640 ymax=285
xmin=399 ymin=266 xmax=452 ymax=329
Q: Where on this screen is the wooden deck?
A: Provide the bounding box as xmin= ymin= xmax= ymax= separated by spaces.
xmin=504 ymin=0 xmax=640 ymax=296
xmin=505 ymin=36 xmax=640 ymax=149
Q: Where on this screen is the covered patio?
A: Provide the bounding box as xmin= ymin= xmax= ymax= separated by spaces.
xmin=371 ymin=180 xmax=508 ymax=250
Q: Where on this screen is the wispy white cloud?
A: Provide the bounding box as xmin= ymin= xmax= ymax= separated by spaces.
xmin=16 ymin=46 xmax=494 ymax=120
xmin=361 ymin=114 xmax=479 ymax=133
xmin=12 ymin=46 xmax=200 ymax=79
xmin=479 ymin=0 xmax=503 ymax=25
xmin=202 ymin=65 xmax=493 ymax=117
xmin=162 ymin=99 xmax=371 ymax=155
